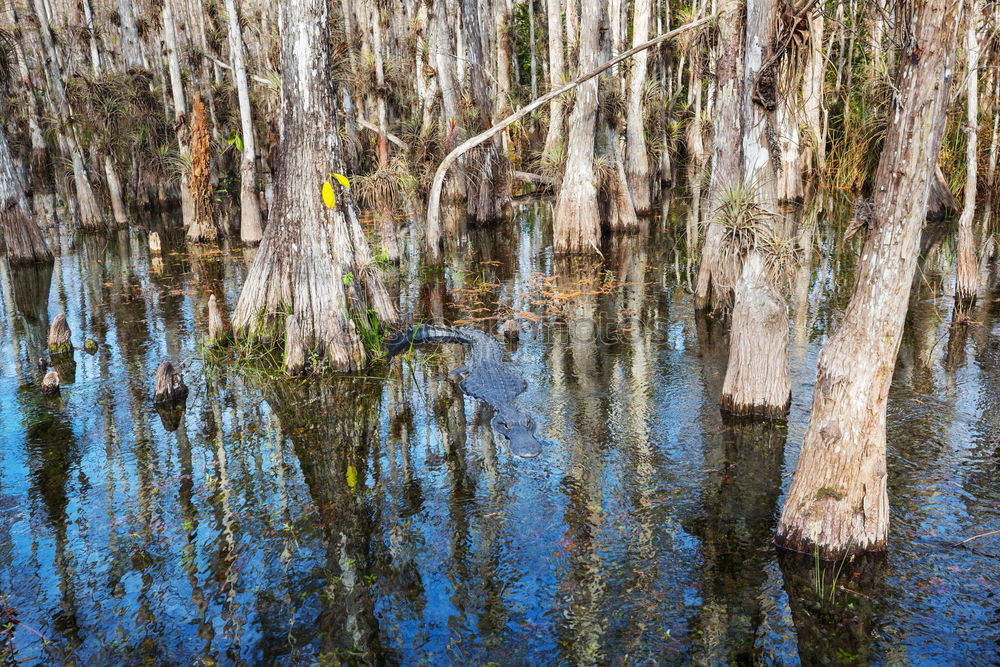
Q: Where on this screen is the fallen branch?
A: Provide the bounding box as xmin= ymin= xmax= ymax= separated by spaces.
xmin=423 ymin=15 xmax=715 ymax=261
xmin=513 ymin=170 xmax=557 ymax=186
xmin=355 ymin=117 xmax=409 ymax=150
xmin=202 ymin=53 xmax=274 ymax=87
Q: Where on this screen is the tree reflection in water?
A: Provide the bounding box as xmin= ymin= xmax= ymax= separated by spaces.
xmin=0 ymin=204 xmax=995 ymax=664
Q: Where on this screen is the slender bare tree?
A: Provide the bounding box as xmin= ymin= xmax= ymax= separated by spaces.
xmin=223 ymin=0 xmax=264 ymax=245
xmin=955 ymin=0 xmax=981 ymax=307
xmin=625 ymin=0 xmax=652 ymax=214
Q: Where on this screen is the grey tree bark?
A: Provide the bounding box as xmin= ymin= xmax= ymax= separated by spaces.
xmin=625 ymin=0 xmax=652 ymax=214
xmin=552 ymin=0 xmax=601 ymax=253
xmin=695 ymin=0 xmax=744 ymax=310
xmin=776 ymin=0 xmax=959 ymax=559
xmin=542 ymin=0 xmax=566 ymax=156
xmin=31 ymin=0 xmax=106 ymax=230
xmin=232 ymin=0 xmax=397 ymax=374
xmin=0 ymin=127 xmax=53 ymax=264
xmin=223 ymin=0 xmax=265 ymax=245
xmin=955 ymin=0 xmax=981 ymax=307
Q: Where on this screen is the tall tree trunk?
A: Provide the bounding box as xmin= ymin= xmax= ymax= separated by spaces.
xmin=163 ymin=0 xmax=194 ymax=224
xmin=0 ymin=127 xmax=53 ymax=264
xmin=955 ymin=0 xmax=980 ymax=307
xmin=720 ymin=0 xmax=795 ymax=418
xmin=776 ymin=0 xmax=959 ymax=559
xmin=117 ymin=0 xmax=147 ymax=68
xmin=552 ymin=0 xmax=600 ymax=253
xmin=496 ymin=0 xmax=513 ymax=122
xmin=625 ymin=0 xmax=652 ymax=214
xmin=543 ymin=0 xmax=567 ymax=156
xmin=802 ymin=5 xmax=826 ymax=174
xmin=528 ymin=0 xmax=539 ymax=100
xmin=31 ymin=0 xmax=106 ymax=230
xmin=223 ymin=0 xmax=265 ymax=245
xmin=597 ymin=5 xmax=638 ymax=232
xmin=81 ymin=0 xmax=102 ymax=74
xmin=369 ymin=0 xmax=400 ymax=260
xmin=10 ymin=1 xmax=50 ymax=189
xmin=460 ymin=0 xmax=511 ymax=224
xmin=695 ymin=0 xmax=743 ymax=310
xmin=232 ymin=0 xmax=396 ymax=374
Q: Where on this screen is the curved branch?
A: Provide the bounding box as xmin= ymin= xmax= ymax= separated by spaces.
xmin=424 ymin=15 xmax=716 ymax=261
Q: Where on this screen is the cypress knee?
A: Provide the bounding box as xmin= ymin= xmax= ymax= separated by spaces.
xmin=41 ymin=369 xmax=60 ymax=394
xmin=153 ymin=360 xmax=189 ymax=404
xmin=207 ymin=294 xmax=226 ymax=345
xmin=48 ymin=313 xmax=72 ymax=355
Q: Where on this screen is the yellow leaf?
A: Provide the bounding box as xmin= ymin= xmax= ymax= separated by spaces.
xmin=321 ymin=181 xmax=336 ymax=208
xmin=346 ymin=465 xmax=358 ymax=488
xmin=333 ymin=173 xmax=351 ymax=188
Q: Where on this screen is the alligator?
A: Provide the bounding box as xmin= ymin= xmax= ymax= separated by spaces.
xmin=386 ymin=325 xmax=543 ymax=459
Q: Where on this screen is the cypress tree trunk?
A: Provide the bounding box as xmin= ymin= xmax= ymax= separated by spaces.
xmin=369 ymin=0 xmax=400 ymax=260
xmin=955 ymin=0 xmax=980 ymax=307
xmin=776 ymin=0 xmax=959 ymax=559
xmin=0 ymin=127 xmax=53 ymax=264
xmin=232 ymin=0 xmax=397 ymax=374
xmin=117 ymin=0 xmax=147 ymax=68
xmin=223 ymin=0 xmax=264 ymax=245
xmin=720 ymin=0 xmax=796 ymax=418
xmin=543 ymin=0 xmax=566 ymax=156
xmin=625 ymin=0 xmax=652 ymax=214
xmin=9 ymin=1 xmax=51 ymax=189
xmin=31 ymin=0 xmax=106 ymax=231
xmin=695 ymin=0 xmax=744 ymax=311
xmin=460 ymin=0 xmax=511 ymax=224
xmin=163 ymin=0 xmax=194 ymax=224
xmin=552 ymin=0 xmax=600 ymax=253
xmin=801 ymin=5 xmax=826 ymax=174
xmin=186 ymin=93 xmax=217 ymax=243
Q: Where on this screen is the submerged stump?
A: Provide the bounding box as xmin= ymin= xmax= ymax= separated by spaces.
xmin=47 ymin=313 xmax=72 ymax=355
xmin=41 ymin=369 xmax=60 ymax=394
xmin=153 ymin=360 xmax=189 ymax=404
xmin=501 ymin=318 xmax=520 ymax=342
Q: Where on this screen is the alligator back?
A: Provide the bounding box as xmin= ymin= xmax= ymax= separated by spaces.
xmin=459 ymin=364 xmax=527 ymax=404
xmin=386 ymin=325 xmax=502 ymax=363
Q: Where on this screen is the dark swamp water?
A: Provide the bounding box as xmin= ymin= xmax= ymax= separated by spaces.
xmin=0 ymin=196 xmax=998 ymax=665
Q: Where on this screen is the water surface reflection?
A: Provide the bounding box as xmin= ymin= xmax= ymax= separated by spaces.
xmin=0 ymin=203 xmax=997 ymax=664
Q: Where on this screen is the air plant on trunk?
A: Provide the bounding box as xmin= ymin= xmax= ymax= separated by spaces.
xmin=65 ymin=70 xmax=173 ymax=219
xmin=715 ymin=181 xmax=774 ymax=278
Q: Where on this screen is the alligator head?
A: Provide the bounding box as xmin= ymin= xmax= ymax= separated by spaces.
xmin=490 ymin=407 xmax=543 ymax=459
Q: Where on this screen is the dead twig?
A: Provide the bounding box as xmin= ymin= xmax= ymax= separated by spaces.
xmin=952 ymin=528 xmax=1000 ymax=547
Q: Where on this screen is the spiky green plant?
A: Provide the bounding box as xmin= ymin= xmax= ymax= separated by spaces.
xmin=713 ymin=181 xmax=773 ymax=263
xmin=758 ymin=230 xmax=802 ymax=289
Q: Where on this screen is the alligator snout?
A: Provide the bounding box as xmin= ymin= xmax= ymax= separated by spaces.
xmin=491 ymin=412 xmax=542 ymax=459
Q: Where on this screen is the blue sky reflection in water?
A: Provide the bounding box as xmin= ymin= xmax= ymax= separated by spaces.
xmin=0 ymin=200 xmax=997 ymax=665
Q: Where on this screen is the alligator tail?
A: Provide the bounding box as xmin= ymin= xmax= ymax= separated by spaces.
xmin=385 ymin=325 xmax=475 ymax=358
